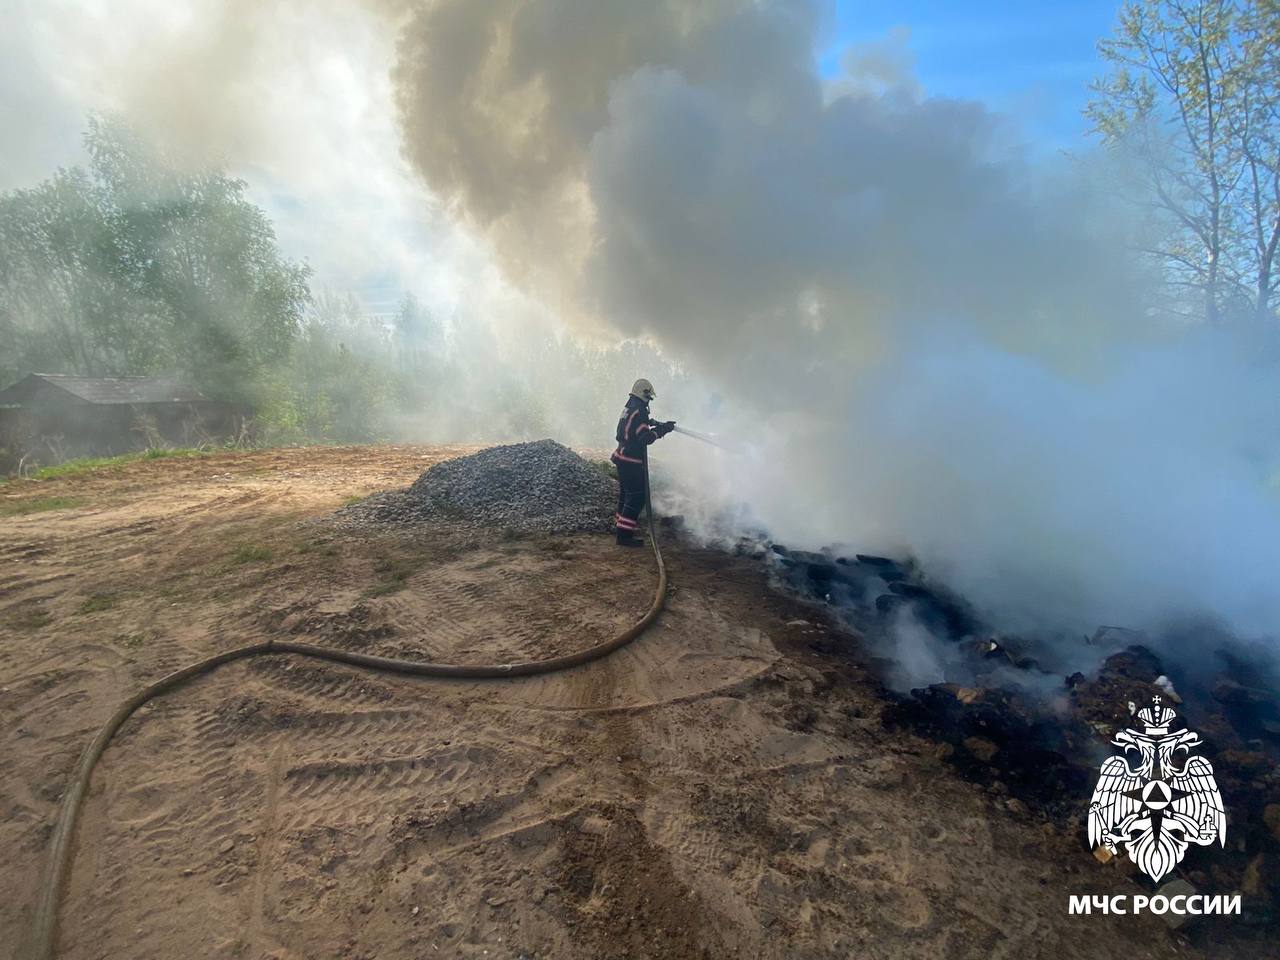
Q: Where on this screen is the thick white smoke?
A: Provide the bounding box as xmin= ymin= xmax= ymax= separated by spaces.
xmin=391 ymin=0 xmax=1280 ymax=640
xmin=5 ymin=0 xmax=1279 ymax=646
xmin=0 ymin=0 xmax=500 ymax=314
xmin=0 ymin=0 xmax=646 ymax=440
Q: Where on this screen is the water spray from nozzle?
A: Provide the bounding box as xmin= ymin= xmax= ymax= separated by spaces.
xmin=672 ymin=425 xmax=732 ymax=452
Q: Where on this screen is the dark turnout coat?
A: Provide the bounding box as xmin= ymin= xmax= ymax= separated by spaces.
xmin=611 ymin=395 xmax=660 ymax=465
xmin=611 ymin=394 xmax=663 ymax=535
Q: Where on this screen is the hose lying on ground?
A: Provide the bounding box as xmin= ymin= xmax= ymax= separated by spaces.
xmin=27 ymin=464 xmax=666 ymax=960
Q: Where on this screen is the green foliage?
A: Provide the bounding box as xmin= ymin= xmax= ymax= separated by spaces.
xmin=0 ymin=495 xmax=84 ymax=517
xmin=251 ymin=284 xmax=675 ymax=448
xmin=77 ymin=592 xmax=119 ymax=614
xmin=4 ymin=447 xmax=209 ymax=482
xmin=1089 ymin=0 xmax=1280 ymax=324
xmin=227 ymin=543 xmax=274 ymax=565
xmin=10 ymin=607 xmax=52 ymax=632
xmin=364 ymin=551 xmax=425 ymax=597
xmin=257 ymin=291 xmax=394 ymax=443
xmin=0 ymin=116 xmax=685 ymax=457
xmin=0 ymin=115 xmax=311 ymax=398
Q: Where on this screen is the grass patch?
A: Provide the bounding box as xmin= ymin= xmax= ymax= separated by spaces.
xmin=151 ymin=582 xmax=192 ymax=604
xmin=78 ymin=592 xmax=119 ymax=614
xmin=364 ymin=553 xmax=423 ymax=597
xmin=294 ymin=538 xmax=341 ymax=558
xmin=0 ymin=495 xmax=84 ymax=517
xmin=342 ymin=494 xmax=366 ymax=506
xmin=8 ymin=447 xmax=211 ymax=483
xmin=10 ymin=607 xmax=52 ymax=631
xmin=228 ymin=542 xmax=274 ymax=565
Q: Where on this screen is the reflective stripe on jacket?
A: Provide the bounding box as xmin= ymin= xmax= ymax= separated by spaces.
xmin=611 ymin=395 xmax=658 ymax=464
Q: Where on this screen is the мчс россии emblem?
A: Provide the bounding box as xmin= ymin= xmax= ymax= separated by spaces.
xmin=1088 ymin=696 xmax=1226 ymax=882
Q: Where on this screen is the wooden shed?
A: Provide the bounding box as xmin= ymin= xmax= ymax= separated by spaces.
xmin=0 ymin=374 xmax=248 ymax=469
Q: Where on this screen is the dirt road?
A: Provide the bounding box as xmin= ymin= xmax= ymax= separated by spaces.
xmin=0 ymin=446 xmax=1228 ymax=958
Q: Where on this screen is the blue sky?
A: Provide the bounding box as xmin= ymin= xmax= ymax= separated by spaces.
xmin=821 ymin=0 xmax=1123 ymax=151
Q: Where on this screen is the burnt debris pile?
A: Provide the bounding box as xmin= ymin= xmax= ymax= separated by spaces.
xmin=336 ymin=439 xmax=617 ymax=535
xmin=764 ymin=544 xmax=1018 ymax=678
xmin=760 ymin=536 xmax=1280 ymax=928
xmin=776 ymin=547 xmax=979 ymax=635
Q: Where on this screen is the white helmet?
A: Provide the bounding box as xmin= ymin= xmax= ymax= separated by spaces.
xmin=630 ymin=378 xmax=657 ymax=402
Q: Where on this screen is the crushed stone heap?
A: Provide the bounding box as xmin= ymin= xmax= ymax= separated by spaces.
xmin=338 ymin=439 xmax=619 ymax=534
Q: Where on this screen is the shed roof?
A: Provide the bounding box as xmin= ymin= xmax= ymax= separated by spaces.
xmin=0 ymin=374 xmax=208 ymax=406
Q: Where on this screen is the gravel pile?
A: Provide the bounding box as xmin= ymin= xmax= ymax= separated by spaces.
xmin=337 ymin=439 xmax=619 ymax=534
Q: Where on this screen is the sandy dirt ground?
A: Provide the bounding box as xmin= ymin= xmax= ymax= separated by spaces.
xmin=0 ymin=446 xmax=1243 ymax=959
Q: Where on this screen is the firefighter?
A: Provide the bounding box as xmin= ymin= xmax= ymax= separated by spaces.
xmin=611 ymin=378 xmax=675 ymax=546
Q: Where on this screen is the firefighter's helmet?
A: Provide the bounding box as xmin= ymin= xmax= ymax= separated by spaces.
xmin=630 ymin=378 xmax=657 ymax=402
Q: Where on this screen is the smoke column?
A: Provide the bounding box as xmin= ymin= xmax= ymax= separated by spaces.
xmin=5 ymin=1 xmax=1279 ymax=648
xmin=390 ymin=0 xmax=1280 ymax=641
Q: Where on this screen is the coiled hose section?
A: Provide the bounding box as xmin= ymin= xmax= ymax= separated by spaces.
xmin=27 ymin=463 xmax=666 ymax=960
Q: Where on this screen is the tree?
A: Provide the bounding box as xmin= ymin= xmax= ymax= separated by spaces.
xmin=389 ymin=292 xmax=445 ymax=420
xmin=272 ymin=291 xmax=392 ymax=442
xmin=392 ymin=292 xmax=443 ymax=359
xmin=1238 ymin=0 xmax=1280 ymax=323
xmin=1088 ymin=0 xmax=1280 ymax=325
xmin=0 ymin=165 xmax=152 ymax=383
xmin=0 ymin=116 xmax=311 ymax=399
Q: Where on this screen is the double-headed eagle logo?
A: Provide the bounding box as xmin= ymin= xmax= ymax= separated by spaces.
xmin=1088 ymin=696 xmax=1226 ymax=882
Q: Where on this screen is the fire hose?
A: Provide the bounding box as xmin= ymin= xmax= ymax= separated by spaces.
xmin=26 ymin=462 xmax=667 ymax=960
